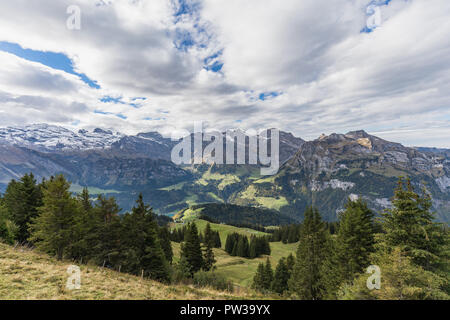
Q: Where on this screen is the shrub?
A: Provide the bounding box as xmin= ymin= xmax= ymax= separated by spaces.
xmin=193 ymin=271 xmax=234 ymax=292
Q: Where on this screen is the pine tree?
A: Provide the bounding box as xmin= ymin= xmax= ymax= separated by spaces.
xmin=78 ymin=187 xmax=92 ymax=212
xmin=122 ymin=193 xmax=170 ymax=282
xmin=382 ymin=177 xmax=445 ymax=270
xmin=202 ymin=239 xmax=216 ymax=271
xmin=289 ymin=207 xmax=330 ymax=300
xmin=236 ymin=236 xmax=249 ymax=258
xmin=181 ymin=223 xmax=204 ymax=276
xmin=29 ymin=175 xmax=78 ymax=260
xmin=159 ymin=226 xmax=174 ymax=264
xmin=252 ymin=262 xmax=266 ymax=292
xmin=336 ymin=198 xmax=375 ymax=281
xmin=249 ymin=236 xmax=258 ymax=259
xmin=286 ymin=253 xmax=295 ymax=274
xmin=0 ymin=200 xmax=18 ymax=244
xmin=271 ymin=257 xmax=290 ymax=295
xmin=225 ymin=233 xmax=235 ymax=254
xmin=341 ymin=246 xmax=449 ymax=300
xmin=4 ymin=173 xmax=42 ymax=243
xmin=204 ymin=223 xmax=213 ymax=245
xmin=67 ymin=187 xmax=98 ymax=261
xmin=263 ymin=258 xmax=274 ymax=290
xmin=91 ymin=195 xmax=123 ymax=267
xmin=231 ymin=239 xmax=238 ymax=256
xmin=213 ymin=231 xmax=222 ymax=248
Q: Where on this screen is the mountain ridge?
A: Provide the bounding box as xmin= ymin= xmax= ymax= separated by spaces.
xmin=0 ymin=124 xmax=448 ymax=223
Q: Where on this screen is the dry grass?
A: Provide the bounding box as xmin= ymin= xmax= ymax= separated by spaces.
xmin=0 ymin=243 xmax=256 ymax=300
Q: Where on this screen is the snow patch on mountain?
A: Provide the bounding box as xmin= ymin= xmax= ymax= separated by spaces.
xmin=0 ymin=124 xmax=124 ymax=152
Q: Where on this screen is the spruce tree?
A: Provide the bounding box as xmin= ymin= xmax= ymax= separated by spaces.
xmin=252 ymin=262 xmax=266 ymax=292
xmin=204 ymin=223 xmax=213 ymax=245
xmin=336 ymin=198 xmax=375 ymax=281
xmin=0 ymin=200 xmax=18 ymax=244
xmin=382 ymin=177 xmax=445 ymax=270
xmin=225 ymin=233 xmax=234 ymax=254
xmin=68 ymin=187 xmax=98 ymax=261
xmin=289 ymin=207 xmax=330 ymax=300
xmin=263 ymin=258 xmax=274 ymax=290
xmin=271 ymin=258 xmax=290 ymax=295
xmin=29 ymin=174 xmax=78 ymax=260
xmin=4 ymin=173 xmax=42 ymax=243
xmin=91 ymin=195 xmax=123 ymax=267
xmin=286 ymin=253 xmax=295 ymax=274
xmin=202 ymin=239 xmax=216 ymax=271
xmin=236 ymin=236 xmax=249 ymax=258
xmin=181 ymin=223 xmax=204 ymax=276
xmin=213 ymin=231 xmax=222 ymax=248
xmin=159 ymin=226 xmax=174 ymax=264
xmin=249 ymin=236 xmax=258 ymax=259
xmin=123 ymin=193 xmax=170 ymax=282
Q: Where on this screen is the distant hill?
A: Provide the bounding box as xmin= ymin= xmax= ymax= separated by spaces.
xmin=174 ymin=203 xmax=297 ymax=227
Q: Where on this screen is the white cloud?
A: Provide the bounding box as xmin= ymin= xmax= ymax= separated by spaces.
xmin=0 ymin=0 xmax=448 ymax=147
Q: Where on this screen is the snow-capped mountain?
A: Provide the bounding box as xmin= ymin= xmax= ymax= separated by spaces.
xmin=0 ymin=124 xmax=124 ymax=152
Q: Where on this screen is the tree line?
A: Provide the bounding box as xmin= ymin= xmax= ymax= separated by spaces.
xmin=170 ymin=222 xmax=221 ymax=249
xmin=0 ymin=173 xmax=175 ymax=282
xmin=252 ymin=177 xmax=449 ymax=299
xmin=224 ymin=233 xmax=271 ymax=258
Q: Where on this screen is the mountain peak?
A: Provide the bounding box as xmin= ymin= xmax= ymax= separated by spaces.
xmin=345 ymin=130 xmax=370 ymax=139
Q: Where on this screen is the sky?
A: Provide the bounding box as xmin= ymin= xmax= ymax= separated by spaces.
xmin=0 ymin=0 xmax=449 ymax=147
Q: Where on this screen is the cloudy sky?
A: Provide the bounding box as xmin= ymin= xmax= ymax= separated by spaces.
xmin=0 ymin=0 xmax=449 ymax=147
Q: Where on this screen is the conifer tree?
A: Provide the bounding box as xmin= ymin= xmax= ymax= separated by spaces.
xmin=263 ymin=258 xmax=274 ymax=290
xmin=202 ymin=239 xmax=216 ymax=271
xmin=382 ymin=177 xmax=445 ymax=270
xmin=29 ymin=174 xmax=78 ymax=260
xmin=286 ymin=253 xmax=295 ymax=274
xmin=67 ymin=187 xmax=98 ymax=261
xmin=122 ymin=193 xmax=170 ymax=282
xmin=289 ymin=207 xmax=330 ymax=300
xmin=271 ymin=258 xmax=290 ymax=295
xmin=0 ymin=200 xmax=18 ymax=244
xmin=159 ymin=226 xmax=174 ymax=264
xmin=236 ymin=235 xmax=249 ymax=258
xmin=204 ymin=223 xmax=213 ymax=245
xmin=252 ymin=262 xmax=266 ymax=292
xmin=249 ymin=236 xmax=258 ymax=259
xmin=181 ymin=223 xmax=204 ymax=276
xmin=91 ymin=195 xmax=123 ymax=267
xmin=225 ymin=233 xmax=235 ymax=254
xmin=4 ymin=173 xmax=42 ymax=243
xmin=336 ymin=198 xmax=375 ymax=281
xmin=341 ymin=246 xmax=449 ymax=300
xmin=213 ymin=231 xmax=222 ymax=248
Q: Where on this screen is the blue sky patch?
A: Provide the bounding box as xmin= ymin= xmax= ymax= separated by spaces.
xmin=259 ymin=92 xmax=281 ymax=101
xmin=0 ymin=41 xmax=100 ymax=89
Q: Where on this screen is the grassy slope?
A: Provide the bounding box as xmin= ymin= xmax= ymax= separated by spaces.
xmin=0 ymin=243 xmax=252 ymax=300
xmin=171 ymin=219 xmax=298 ymax=287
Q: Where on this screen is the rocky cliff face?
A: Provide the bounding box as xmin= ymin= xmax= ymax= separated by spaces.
xmin=285 ymin=130 xmax=447 ymax=179
xmin=272 ymin=130 xmax=449 ymax=221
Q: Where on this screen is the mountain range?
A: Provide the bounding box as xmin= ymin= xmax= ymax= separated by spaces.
xmin=0 ymin=124 xmax=448 ymax=223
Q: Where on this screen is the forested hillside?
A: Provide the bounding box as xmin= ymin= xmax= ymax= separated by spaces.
xmin=1 ymin=172 xmax=448 ymax=300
